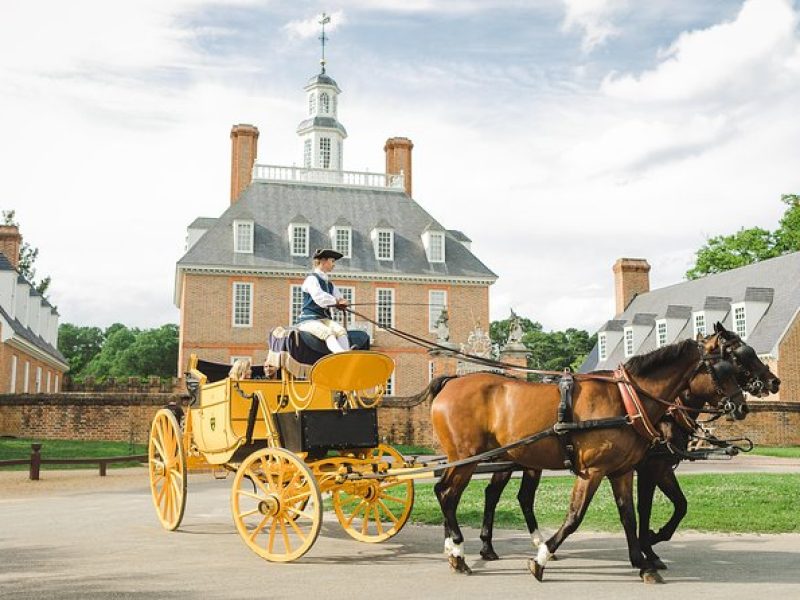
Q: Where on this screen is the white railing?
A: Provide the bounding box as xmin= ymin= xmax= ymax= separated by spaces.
xmin=252 ymin=164 xmax=405 ymax=191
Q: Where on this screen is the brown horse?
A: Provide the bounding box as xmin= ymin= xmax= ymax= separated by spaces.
xmin=477 ymin=323 xmax=780 ymax=571
xmin=427 ymin=333 xmax=745 ymax=583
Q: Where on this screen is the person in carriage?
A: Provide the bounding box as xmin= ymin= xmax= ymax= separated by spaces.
xmin=296 ymin=248 xmax=352 ymax=353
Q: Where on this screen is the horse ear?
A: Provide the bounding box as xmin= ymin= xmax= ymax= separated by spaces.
xmin=714 ymin=321 xmax=723 ymax=333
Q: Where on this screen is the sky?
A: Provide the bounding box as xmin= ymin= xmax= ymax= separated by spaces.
xmin=1 ymin=0 xmax=799 ymax=334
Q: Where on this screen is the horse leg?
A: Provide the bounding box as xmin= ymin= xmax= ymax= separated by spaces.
xmin=609 ymin=471 xmax=663 ymax=584
xmin=435 ymin=464 xmax=478 ymax=574
xmin=649 ymin=466 xmax=687 ymax=547
xmin=636 ymin=464 xmax=666 ymax=570
xmin=479 ymin=470 xmax=512 ymax=560
xmin=518 ymin=469 xmax=546 ymax=550
xmin=528 ymin=470 xmax=603 ymax=582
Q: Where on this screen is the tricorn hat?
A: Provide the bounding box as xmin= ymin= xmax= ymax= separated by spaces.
xmin=313 ymin=248 xmax=343 ymax=260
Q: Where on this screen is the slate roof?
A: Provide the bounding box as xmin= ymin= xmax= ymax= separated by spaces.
xmin=0 ymin=305 xmax=67 ymax=364
xmin=581 ymin=251 xmax=800 ymax=372
xmin=0 ymin=252 xmax=14 ymax=271
xmin=296 ymin=116 xmax=347 ymax=136
xmin=177 ymin=181 xmax=497 ymax=282
xmin=188 ymin=217 xmax=218 ymax=229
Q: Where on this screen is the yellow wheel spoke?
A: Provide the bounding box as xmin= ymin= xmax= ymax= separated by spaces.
xmin=380 ymin=492 xmax=408 ymax=504
xmin=377 ymin=499 xmax=399 ymax=524
xmin=285 ymin=506 xmax=316 ymax=522
xmin=249 ymin=515 xmax=270 ymax=542
xmin=344 ymin=500 xmax=368 ymax=528
xmin=287 ymin=514 xmax=307 ymax=540
xmin=361 ymin=510 xmax=370 ymax=535
xmin=238 ymin=508 xmax=261 ymax=519
xmin=151 ymin=436 xmax=166 ymax=461
xmin=373 ymin=506 xmax=384 ymax=535
xmin=337 ymin=494 xmax=361 ymax=507
xmin=246 ymin=468 xmax=271 ymax=496
xmin=279 ymin=519 xmax=291 ymax=553
xmin=238 ymin=489 xmax=265 ymax=501
xmin=283 ymin=490 xmax=311 ymax=505
xmin=267 ymin=519 xmax=277 ymax=553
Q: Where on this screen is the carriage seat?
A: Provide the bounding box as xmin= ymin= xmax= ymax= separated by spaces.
xmin=266 ymin=327 xmax=370 ymax=379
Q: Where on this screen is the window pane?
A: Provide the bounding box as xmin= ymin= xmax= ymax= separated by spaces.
xmin=734 ymin=307 xmax=746 ymax=338
xmin=430 ymin=233 xmax=444 ymax=262
xmin=624 ymin=329 xmax=633 ymax=356
xmin=320 ymin=92 xmax=329 ymax=113
xmin=292 ymin=225 xmax=308 ymax=255
xmin=377 ymin=230 xmax=393 ymax=259
xmin=429 ymin=290 xmax=447 ymax=332
xmin=290 ymin=285 xmax=303 ymax=325
xmin=333 ymin=287 xmax=354 ymax=327
xmin=334 ymin=228 xmax=351 ymax=257
xmin=319 ymin=138 xmax=331 ymax=169
xmin=377 ymin=288 xmax=394 ymax=328
xmin=233 ymin=283 xmax=252 ymax=326
xmin=235 ymin=222 xmax=252 ymax=253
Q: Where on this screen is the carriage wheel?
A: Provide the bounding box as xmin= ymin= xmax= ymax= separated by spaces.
xmin=231 ymin=448 xmax=322 ymax=562
xmin=148 ymin=408 xmax=187 ymax=531
xmin=332 ymin=444 xmax=414 ymax=543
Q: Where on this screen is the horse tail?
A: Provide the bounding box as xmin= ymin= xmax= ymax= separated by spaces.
xmin=396 ymin=375 xmax=459 ymax=407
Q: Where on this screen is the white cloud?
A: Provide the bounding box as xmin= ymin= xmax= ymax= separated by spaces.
xmin=561 ymin=0 xmax=628 ymax=52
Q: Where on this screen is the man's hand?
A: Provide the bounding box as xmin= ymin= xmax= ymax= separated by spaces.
xmin=335 ymin=299 xmax=349 ymax=310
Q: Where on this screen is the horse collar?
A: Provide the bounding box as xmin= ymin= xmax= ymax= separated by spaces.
xmin=615 ymin=365 xmax=663 ymax=444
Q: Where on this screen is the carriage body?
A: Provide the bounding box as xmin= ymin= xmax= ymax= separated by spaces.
xmin=148 ymin=350 xmax=415 ymax=562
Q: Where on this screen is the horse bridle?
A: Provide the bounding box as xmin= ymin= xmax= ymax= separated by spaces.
xmin=686 ymin=336 xmax=746 ymax=418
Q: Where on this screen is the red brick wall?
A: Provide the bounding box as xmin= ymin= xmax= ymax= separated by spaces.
xmin=711 ymin=401 xmax=800 ymax=446
xmin=777 ymin=312 xmax=800 ymax=402
xmin=0 ymin=341 xmax=66 ymax=394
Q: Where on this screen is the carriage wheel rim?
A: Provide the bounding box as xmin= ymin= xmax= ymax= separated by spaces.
xmin=148 ymin=409 xmax=187 ymax=531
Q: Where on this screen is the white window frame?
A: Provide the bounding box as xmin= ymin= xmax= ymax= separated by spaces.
xmin=232 ymin=282 xmax=253 ymax=328
xmin=230 ymin=355 xmax=252 ymax=365
xmin=289 ymin=223 xmax=309 ymax=257
xmin=693 ymin=312 xmax=706 ymax=338
xmin=9 ymin=355 xmax=17 ymax=392
xmin=624 ymin=328 xmax=634 ymax=358
xmin=384 ymin=372 xmax=395 ymax=396
xmin=319 ymin=137 xmax=331 ymax=168
xmin=372 ymin=229 xmax=394 ymax=261
xmin=23 ymin=361 xmax=30 ymax=393
xmin=428 ymin=290 xmax=447 ymax=332
xmin=290 ymin=284 xmax=304 ymax=325
xmin=46 ymin=371 xmax=51 ymax=393
xmin=656 ymin=321 xmax=667 ymax=348
xmin=333 ymin=286 xmax=355 ymax=328
xmin=598 ymin=333 xmax=607 ymax=361
xmin=423 ymin=231 xmax=446 ymax=263
xmin=303 ymin=139 xmax=312 ymax=168
xmin=308 ymin=93 xmax=316 ymax=115
xmin=733 ymin=304 xmax=747 ymax=339
xmin=233 ymin=220 xmax=254 ymax=254
xmin=331 ymin=226 xmax=352 ymax=259
xmin=35 ymin=367 xmax=42 ymax=393
xmin=320 ymin=91 xmax=330 ymax=114
xmin=376 ymin=288 xmax=395 ymax=329
xmin=55 ymin=374 xmax=59 ymax=393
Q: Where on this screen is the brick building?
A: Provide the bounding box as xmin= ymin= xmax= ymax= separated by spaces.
xmin=580 ymin=254 xmax=800 ymax=444
xmin=175 ymin=66 xmax=497 ymax=396
xmin=0 ymin=226 xmax=68 ymax=394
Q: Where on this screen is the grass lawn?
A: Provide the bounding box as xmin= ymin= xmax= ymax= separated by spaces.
xmin=0 ymin=437 xmax=147 ymax=470
xmin=409 ymin=473 xmax=800 ymax=534
xmin=750 ymin=446 xmax=800 ymax=458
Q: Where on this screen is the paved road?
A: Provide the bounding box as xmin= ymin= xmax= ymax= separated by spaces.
xmin=1 ymin=463 xmax=798 ymax=600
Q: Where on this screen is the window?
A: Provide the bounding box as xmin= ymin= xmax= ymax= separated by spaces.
xmin=376 ymin=288 xmax=394 ymax=328
xmin=429 ymin=290 xmax=447 ymax=332
xmin=425 ymin=232 xmax=445 ymax=262
xmin=35 ymin=367 xmax=42 ymax=393
xmin=320 ymin=92 xmax=329 ymax=114
xmin=55 ymin=375 xmax=59 ymax=393
xmin=694 ymin=313 xmax=706 ymax=337
xmin=23 ymin=361 xmax=29 ymax=393
xmin=234 ymin=220 xmax=253 ymax=254
xmin=232 ymin=282 xmax=252 ymax=327
xmin=429 ymin=360 xmax=435 ymax=382
xmin=230 ymin=355 xmax=252 ymax=365
xmin=332 ymin=227 xmax=352 ymax=258
xmin=333 ymin=287 xmax=354 ymax=328
xmin=598 ymin=333 xmax=607 ymax=361
xmin=373 ymin=229 xmax=394 ymax=260
xmin=319 ymin=137 xmax=331 ymax=168
xmin=332 ymin=94 xmax=337 ymax=115
xmin=734 ymin=306 xmax=746 ymax=338
xmin=656 ymin=322 xmax=667 ymax=348
xmin=624 ymin=328 xmax=634 ymax=357
xmin=304 ymin=139 xmax=312 ymax=168
xmin=46 ymin=371 xmax=51 ymax=393
xmin=308 ymin=93 xmax=316 ymax=115
xmin=337 ymin=140 xmax=342 ymax=170
xmin=290 ymin=224 xmax=309 ymax=256
xmin=290 ymin=285 xmax=303 ymax=325
xmin=9 ymin=355 xmax=16 ymax=392
xmin=385 ymin=372 xmax=395 ymax=396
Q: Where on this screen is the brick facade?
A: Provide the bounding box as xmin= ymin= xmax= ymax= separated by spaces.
xmin=777 ymin=311 xmax=800 ymax=402
xmin=0 ymin=341 xmax=64 ymax=395
xmin=613 ymin=258 xmax=651 ymax=315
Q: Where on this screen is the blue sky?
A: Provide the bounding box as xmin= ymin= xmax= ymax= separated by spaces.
xmin=1 ymin=0 xmax=799 ymax=334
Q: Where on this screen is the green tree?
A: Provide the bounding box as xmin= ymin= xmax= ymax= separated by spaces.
xmin=1 ymin=209 xmax=52 ymax=295
xmin=80 ymin=323 xmax=178 ymax=380
xmin=57 ymin=323 xmax=105 ymax=374
xmin=686 ymin=195 xmax=800 ymax=280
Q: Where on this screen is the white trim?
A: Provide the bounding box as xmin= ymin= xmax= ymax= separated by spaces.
xmin=330 ymin=225 xmax=352 ymax=259
xmin=23 ymin=361 xmax=29 ymax=393
xmin=46 ymin=370 xmax=51 ymax=393
xmin=376 ymin=288 xmax=395 ymax=329
xmin=385 ymin=371 xmax=395 ymax=396
xmin=655 ymin=320 xmax=667 ymax=348
xmin=290 ymin=284 xmax=303 ymax=325
xmin=5 ymin=337 xmax=69 ymax=371
xmin=623 ymin=327 xmax=634 ymax=357
xmin=422 ymin=230 xmax=446 ymax=263
xmin=428 ymin=290 xmax=447 ymax=332
xmin=598 ymin=333 xmax=607 ymax=361
xmin=693 ymin=311 xmax=707 ymax=338
xmin=35 ymin=366 xmax=42 ymax=393
xmin=230 ymin=355 xmax=252 ymax=365
xmin=233 ymin=220 xmax=254 ymax=254
xmin=9 ymin=355 xmax=16 ymax=392
xmin=289 ymin=223 xmax=310 ymax=257
xmin=232 ymin=282 xmax=253 ymax=328
xmin=54 ymin=374 xmax=59 ymax=393
xmin=372 ymin=228 xmax=394 ymax=261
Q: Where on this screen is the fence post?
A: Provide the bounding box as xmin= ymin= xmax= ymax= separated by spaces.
xmin=29 ymin=443 xmax=42 ymax=480
xmin=99 ymin=461 xmax=107 ymax=477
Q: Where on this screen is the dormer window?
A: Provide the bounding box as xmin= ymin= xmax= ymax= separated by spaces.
xmin=656 ymin=320 xmax=667 ymax=348
xmin=233 ymin=220 xmax=253 ymax=254
xmin=320 ymin=92 xmax=330 ymax=114
xmin=289 ymin=222 xmax=309 ymax=256
xmin=422 ymin=230 xmax=446 ymax=263
xmin=624 ymin=327 xmax=634 ymax=357
xmin=308 ymin=93 xmax=316 ymax=115
xmin=733 ymin=304 xmax=747 ymax=338
xmin=372 ymin=228 xmax=394 ymax=261
xmin=330 ymin=225 xmax=352 ymax=258
xmin=693 ymin=312 xmax=706 ymax=337
xmin=598 ymin=333 xmax=607 ymax=360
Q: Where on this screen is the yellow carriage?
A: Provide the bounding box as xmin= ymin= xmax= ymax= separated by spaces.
xmin=147 ymin=351 xmax=415 ymax=562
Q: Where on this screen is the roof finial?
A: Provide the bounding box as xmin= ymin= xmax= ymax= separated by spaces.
xmin=318 ymin=13 xmax=331 ymax=74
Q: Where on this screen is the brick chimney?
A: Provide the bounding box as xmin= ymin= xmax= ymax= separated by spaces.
xmin=0 ymin=225 xmax=21 ymax=269
xmin=384 ymin=137 xmax=413 ymax=197
xmin=613 ymin=258 xmax=651 ymax=315
xmin=230 ymin=124 xmax=259 ymax=203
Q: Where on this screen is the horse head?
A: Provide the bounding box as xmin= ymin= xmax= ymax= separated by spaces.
xmin=712 ymin=321 xmax=781 ymax=397
xmin=691 ymin=328 xmax=747 ymax=420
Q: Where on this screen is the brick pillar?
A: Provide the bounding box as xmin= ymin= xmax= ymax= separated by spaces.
xmin=0 ymin=225 xmax=21 ymax=269
xmin=613 ymin=258 xmax=651 ymax=315
xmin=384 ymin=137 xmax=413 ymax=197
xmin=230 ymin=124 xmax=259 ymax=203
xmin=500 ymin=343 xmax=529 ymax=378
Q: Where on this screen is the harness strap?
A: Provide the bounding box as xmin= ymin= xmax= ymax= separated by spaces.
xmin=555 ymin=370 xmax=578 ymax=474
xmin=616 ymin=365 xmax=663 ymax=444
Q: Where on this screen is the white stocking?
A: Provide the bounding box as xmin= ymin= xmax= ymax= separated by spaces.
xmin=326 ymin=336 xmax=347 ymax=353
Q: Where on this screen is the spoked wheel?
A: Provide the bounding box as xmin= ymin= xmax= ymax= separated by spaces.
xmin=231 ymin=448 xmax=322 ymax=562
xmin=332 ymin=444 xmax=414 ymax=543
xmin=148 ymin=408 xmax=187 ymax=531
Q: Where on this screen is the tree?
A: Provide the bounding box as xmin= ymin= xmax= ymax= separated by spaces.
xmin=1 ymin=209 xmax=52 ymax=295
xmin=686 ymin=195 xmax=800 ymax=280
xmin=57 ymin=323 xmax=105 ymax=374
xmin=78 ymin=323 xmax=179 ymax=380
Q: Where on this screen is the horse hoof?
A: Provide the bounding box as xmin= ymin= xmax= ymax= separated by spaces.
xmin=528 ymin=558 xmax=545 ymax=582
xmin=448 ymin=556 xmax=473 ymax=575
xmin=652 ymin=558 xmax=667 ymax=570
xmin=641 ymin=569 xmax=665 ymax=584
xmin=479 ymin=548 xmax=500 ymax=561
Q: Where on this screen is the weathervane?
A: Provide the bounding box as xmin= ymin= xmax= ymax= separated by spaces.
xmin=319 ymin=13 xmax=331 ymax=74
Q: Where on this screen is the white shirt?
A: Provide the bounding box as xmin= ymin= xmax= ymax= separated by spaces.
xmin=301 ymin=268 xmax=343 ymax=309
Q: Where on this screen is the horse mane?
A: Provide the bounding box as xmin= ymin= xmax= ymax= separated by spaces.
xmin=625 ymin=338 xmax=697 ymax=377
